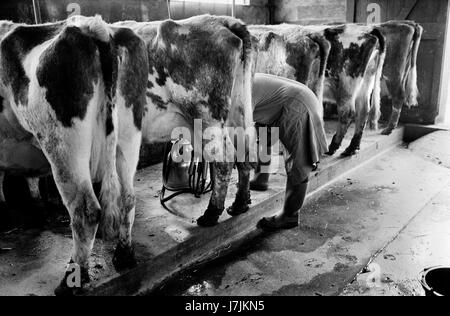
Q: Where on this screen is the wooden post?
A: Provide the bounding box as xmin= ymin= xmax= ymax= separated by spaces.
xmin=231 ymin=0 xmax=236 ymax=18
xmin=167 ymin=0 xmax=172 ymax=19
xmin=346 ymin=0 xmax=356 ymax=22
xmin=267 ymin=0 xmax=276 ymax=24
xmin=32 ymin=0 xmax=42 ymax=24
xmin=395 ymin=0 xmax=419 ymax=20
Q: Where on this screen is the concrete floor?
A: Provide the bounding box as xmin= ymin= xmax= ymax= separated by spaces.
xmin=0 ymin=123 xmax=444 ymax=296
xmin=155 ymin=131 xmax=450 ymax=296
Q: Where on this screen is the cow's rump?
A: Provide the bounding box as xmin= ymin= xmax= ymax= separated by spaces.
xmin=249 ymin=24 xmax=330 ymax=105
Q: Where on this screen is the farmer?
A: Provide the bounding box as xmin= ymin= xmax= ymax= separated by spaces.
xmin=249 ymin=73 xmax=327 ymax=231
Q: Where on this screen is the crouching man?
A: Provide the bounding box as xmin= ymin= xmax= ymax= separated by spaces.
xmin=242 ymin=73 xmax=327 ymax=231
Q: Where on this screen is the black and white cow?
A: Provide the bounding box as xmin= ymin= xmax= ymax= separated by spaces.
xmin=0 ymin=16 xmax=148 ymax=294
xmin=0 ymin=21 xmax=48 ymax=211
xmin=249 ymin=24 xmax=330 ymax=109
xmin=314 ymin=21 xmax=422 ymax=135
xmin=114 ymin=15 xmax=255 ymax=227
xmin=371 ymin=21 xmax=423 ymax=135
xmin=299 ymin=24 xmax=386 ymax=156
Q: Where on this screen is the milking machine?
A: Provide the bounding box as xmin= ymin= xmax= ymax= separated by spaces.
xmin=160 ymin=139 xmax=213 ymax=213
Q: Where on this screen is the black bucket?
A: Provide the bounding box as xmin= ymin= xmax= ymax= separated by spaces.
xmin=420 ymin=266 xmax=450 ymax=296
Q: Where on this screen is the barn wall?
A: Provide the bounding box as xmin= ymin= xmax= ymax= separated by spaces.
xmin=171 ymin=0 xmax=268 ymax=25
xmin=274 ymin=0 xmax=348 ymax=24
xmin=0 ymin=0 xmax=268 ymax=24
xmin=0 ymin=0 xmax=36 ymax=23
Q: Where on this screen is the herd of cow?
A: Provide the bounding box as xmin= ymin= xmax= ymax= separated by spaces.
xmin=0 ymin=14 xmax=422 ymax=294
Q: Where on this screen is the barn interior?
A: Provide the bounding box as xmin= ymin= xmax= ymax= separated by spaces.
xmin=0 ymin=0 xmax=450 ymax=297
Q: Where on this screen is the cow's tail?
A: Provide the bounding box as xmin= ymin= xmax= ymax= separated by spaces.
xmin=223 ymin=19 xmax=257 ymax=165
xmin=67 ymin=15 xmax=111 ymax=43
xmin=71 ymin=15 xmax=121 ymax=239
xmin=96 ymin=23 xmax=121 ymax=240
xmin=405 ymin=23 xmax=423 ymax=107
xmin=369 ymin=28 xmax=387 ymax=127
xmin=308 ymin=34 xmax=331 ymax=108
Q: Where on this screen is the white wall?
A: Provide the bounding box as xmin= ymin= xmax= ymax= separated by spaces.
xmin=437 ymin=0 xmax=450 ymax=125
xmin=274 ymin=0 xmax=347 ymax=24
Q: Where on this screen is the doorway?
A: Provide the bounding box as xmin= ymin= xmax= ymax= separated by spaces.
xmin=438 ymin=0 xmax=450 ymax=125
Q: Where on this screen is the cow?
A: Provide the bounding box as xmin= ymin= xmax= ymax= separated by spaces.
xmin=0 ymin=16 xmax=148 ymax=294
xmin=310 ymin=21 xmax=422 ymax=135
xmin=114 ymin=15 xmax=256 ymax=227
xmin=296 ymin=24 xmax=386 ymax=156
xmin=370 ymin=21 xmax=423 ymax=135
xmin=249 ymin=24 xmax=330 ymax=110
xmin=249 ymin=24 xmax=386 ymax=156
xmin=0 ymin=21 xmax=49 ymax=213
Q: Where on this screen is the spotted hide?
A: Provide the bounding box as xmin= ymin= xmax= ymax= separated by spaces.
xmin=299 ymin=24 xmax=386 ymax=156
xmin=0 ymin=21 xmax=49 ymax=209
xmin=115 ymin=15 xmax=255 ymax=227
xmin=372 ymin=21 xmax=423 ymax=135
xmin=0 ymin=16 xmax=148 ymax=294
xmin=314 ymin=21 xmax=422 ymax=136
xmin=249 ymin=24 xmax=330 ymax=112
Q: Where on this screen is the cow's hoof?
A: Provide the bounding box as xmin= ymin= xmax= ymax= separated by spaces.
xmin=54 ymin=265 xmax=89 ymax=296
xmin=227 ymin=203 xmax=250 ymax=217
xmin=113 ymin=244 xmax=137 ymax=272
xmin=381 ymin=127 xmax=394 ymax=135
xmin=197 ymin=214 xmax=219 ymax=227
xmin=327 ymin=136 xmax=341 ymax=156
xmin=326 ymin=149 xmax=337 ymax=156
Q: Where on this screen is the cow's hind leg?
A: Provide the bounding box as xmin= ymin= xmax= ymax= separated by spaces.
xmin=227 ymin=163 xmax=252 ymax=216
xmin=54 ymin=170 xmax=101 ymax=295
xmin=342 ymin=93 xmax=370 ymax=157
xmin=25 ymin=177 xmax=49 ymax=218
xmin=112 ymin=135 xmax=141 ymax=271
xmin=382 ymin=77 xmax=406 ymax=135
xmin=382 ymin=97 xmax=403 ymax=135
xmin=327 ymin=100 xmax=355 ymax=156
xmin=197 ymin=162 xmax=234 ymax=227
xmin=34 ymin=128 xmax=100 ymax=295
